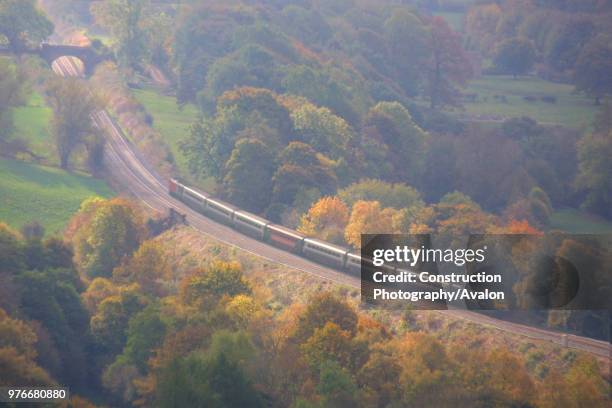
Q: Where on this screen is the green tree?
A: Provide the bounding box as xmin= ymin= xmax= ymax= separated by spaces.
xmin=577 ymin=129 xmax=612 ymax=217
xmin=0 ymin=58 xmax=25 ymax=142
xmin=46 ymin=77 xmax=103 ymax=170
xmin=222 ymin=138 xmax=276 ymax=213
xmin=291 ymin=104 xmax=354 ymax=159
xmin=574 ymin=34 xmax=612 ymax=104
xmin=383 ymin=9 xmax=429 ymax=96
xmin=316 ymin=360 xmax=360 ymax=408
xmin=494 ymin=37 xmax=537 ymax=78
xmin=0 ymin=0 xmax=53 ymax=52
xmin=90 ymin=0 xmax=148 ymax=69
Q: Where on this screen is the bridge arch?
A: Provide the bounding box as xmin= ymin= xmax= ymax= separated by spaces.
xmin=38 ymin=43 xmax=113 ymax=77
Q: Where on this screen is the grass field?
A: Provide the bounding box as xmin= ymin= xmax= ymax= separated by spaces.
xmin=550 ymin=209 xmax=612 ymax=234
xmin=132 ymin=88 xmax=199 ymax=174
xmin=461 ymin=75 xmax=597 ymax=128
xmin=0 ymin=158 xmax=112 ymax=235
xmin=12 ymin=91 xmax=55 ymax=160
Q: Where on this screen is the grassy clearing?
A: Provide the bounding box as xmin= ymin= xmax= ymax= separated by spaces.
xmin=132 ymin=88 xmax=198 ymax=174
xmin=11 ymin=91 xmax=55 ymax=160
xmin=550 ymin=209 xmax=612 ymax=234
xmin=461 ymin=75 xmax=597 ymax=128
xmin=0 ymin=158 xmax=112 ymax=235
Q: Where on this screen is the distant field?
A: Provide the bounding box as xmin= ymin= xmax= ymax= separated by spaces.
xmin=0 ymin=158 xmax=112 ymax=234
xmin=12 ymin=91 xmax=54 ymax=160
xmin=460 ymin=75 xmax=596 ymax=128
xmin=550 ymin=209 xmax=612 ymax=234
xmin=132 ymin=88 xmax=198 ymax=174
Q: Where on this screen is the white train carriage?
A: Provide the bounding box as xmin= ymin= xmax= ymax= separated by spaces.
xmin=205 ymin=198 xmax=235 ymax=225
xmin=302 ymin=238 xmax=348 ymax=269
xmin=266 ymin=224 xmax=305 ymax=253
xmin=182 ymin=186 xmax=208 ymax=212
xmin=233 ymin=211 xmax=268 ymax=240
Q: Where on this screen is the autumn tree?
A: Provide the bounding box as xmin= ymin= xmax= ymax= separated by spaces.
xmin=298 ymin=197 xmax=349 ymax=245
xmin=339 ymin=179 xmax=424 ymax=210
xmin=345 ymin=201 xmax=398 ymax=248
xmin=46 ymin=77 xmax=104 ymax=170
xmin=113 ymin=240 xmax=170 ymax=296
xmin=179 ymin=261 xmax=251 ymax=309
xmin=0 ymin=0 xmax=53 ymax=52
xmin=422 ymin=17 xmax=472 ymax=109
xmin=293 ymin=292 xmax=358 ymax=344
xmin=71 ymin=198 xmax=146 ymax=278
xmin=493 ymin=37 xmax=537 ymax=78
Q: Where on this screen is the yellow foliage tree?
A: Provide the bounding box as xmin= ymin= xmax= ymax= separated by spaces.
xmin=344 ymin=201 xmax=398 ymax=248
xmin=298 ymin=196 xmax=349 ymax=245
xmin=113 ymin=240 xmax=171 ymax=296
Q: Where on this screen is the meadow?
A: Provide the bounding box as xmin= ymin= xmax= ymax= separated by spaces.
xmin=0 ymin=158 xmax=112 ymax=234
xmin=132 ymin=88 xmax=198 ymax=175
xmin=550 ymin=209 xmax=612 ymax=234
xmin=12 ymin=91 xmax=55 ymax=161
xmin=460 ymin=75 xmax=597 ymax=129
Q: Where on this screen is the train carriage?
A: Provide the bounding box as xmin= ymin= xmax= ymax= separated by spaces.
xmin=205 ymin=198 xmax=235 ymax=225
xmin=302 ymin=238 xmax=348 ymax=269
xmin=266 ymin=224 xmax=305 ymax=253
xmin=233 ymin=211 xmax=268 ymax=240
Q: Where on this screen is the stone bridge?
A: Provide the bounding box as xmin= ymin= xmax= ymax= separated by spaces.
xmin=37 ymin=43 xmax=113 ymax=76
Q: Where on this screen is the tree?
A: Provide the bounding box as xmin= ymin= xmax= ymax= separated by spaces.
xmin=339 ymin=179 xmax=424 ymax=210
xmin=179 ymin=261 xmax=251 ymax=309
xmin=293 ymin=292 xmax=358 ymax=343
xmin=71 ymin=198 xmax=146 ymax=278
xmin=90 ymin=0 xmax=148 ymax=69
xmin=290 ymin=104 xmax=354 ymax=159
xmin=576 ymin=129 xmax=612 ymax=217
xmin=493 ymin=37 xmax=536 ymax=78
xmin=46 ymin=77 xmax=103 ymax=170
xmin=90 ymin=283 xmax=146 ymax=353
xmin=422 ymin=17 xmax=472 ymax=109
xmin=223 ymin=138 xmax=276 ymax=213
xmin=363 ymin=102 xmax=428 ymax=184
xmin=383 ymin=9 xmax=430 ymax=96
xmin=113 ymin=240 xmax=170 ymax=296
xmin=0 ymin=0 xmax=53 ymax=52
xmin=344 ymin=201 xmax=398 ymax=248
xmin=0 ymin=58 xmax=25 ymax=143
xmin=574 ymin=34 xmax=612 ymax=104
xmin=298 ymin=197 xmax=349 ymax=245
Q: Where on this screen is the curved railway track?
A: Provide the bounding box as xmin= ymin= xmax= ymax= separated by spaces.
xmin=51 ymin=56 xmax=611 ymax=360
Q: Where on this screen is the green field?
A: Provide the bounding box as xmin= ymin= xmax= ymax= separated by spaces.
xmin=550 ymin=209 xmax=612 ymax=234
xmin=461 ymin=75 xmax=597 ymax=128
xmin=0 ymin=158 xmax=112 ymax=234
xmin=12 ymin=91 xmax=55 ymax=160
xmin=132 ymin=88 xmax=198 ymax=174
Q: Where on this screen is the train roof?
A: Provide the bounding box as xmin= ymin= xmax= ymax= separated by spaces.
xmin=234 ymin=210 xmax=269 ymax=226
xmin=303 ymin=238 xmax=350 ymax=255
xmin=267 ymin=224 xmax=305 ymax=240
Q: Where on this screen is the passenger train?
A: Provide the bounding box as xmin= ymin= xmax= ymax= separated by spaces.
xmin=169 ymin=178 xmax=434 ymax=283
xmin=169 ymin=178 xmax=368 ymax=274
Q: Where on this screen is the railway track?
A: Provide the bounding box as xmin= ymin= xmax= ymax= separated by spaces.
xmin=50 ymin=56 xmax=611 ymax=360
